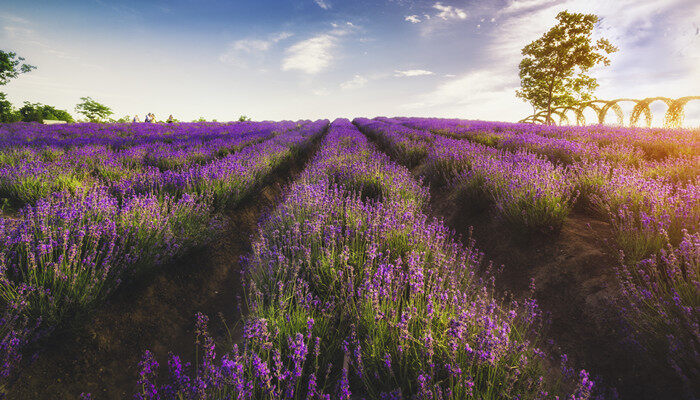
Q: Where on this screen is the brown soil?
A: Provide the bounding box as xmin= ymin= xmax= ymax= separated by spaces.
xmin=7 ymin=146 xmax=318 ymax=399
xmin=429 ymin=187 xmax=683 ymax=400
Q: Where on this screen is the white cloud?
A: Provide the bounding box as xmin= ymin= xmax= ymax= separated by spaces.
xmin=413 ymin=2 xmax=468 ymax=35
xmin=314 ymin=0 xmax=330 ymax=10
xmin=219 ymin=32 xmax=292 ymax=67
xmin=423 ymin=71 xmax=516 ymax=104
xmin=282 ymin=34 xmax=336 ymax=74
xmin=403 ymin=70 xmax=527 ymax=119
xmin=281 ymin=22 xmax=358 ymax=74
xmin=340 ymin=74 xmax=368 ymax=90
xmin=0 ymin=13 xmax=29 ymax=24
xmin=499 ymin=0 xmax=559 ymax=15
xmin=405 ymin=15 xmax=421 ymax=23
xmin=433 ymin=2 xmax=467 ymax=20
xmin=271 ymin=32 xmax=294 ymax=42
xmin=234 ymin=39 xmax=273 ymax=52
xmin=329 ymin=21 xmax=357 ymax=36
xmin=394 ymin=69 xmax=434 ymax=77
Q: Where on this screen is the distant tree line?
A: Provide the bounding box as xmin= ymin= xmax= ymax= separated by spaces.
xmin=0 ymin=94 xmax=75 ymax=123
xmin=0 ymin=50 xmax=76 ymax=123
xmin=1 ymin=49 xmax=251 ymax=124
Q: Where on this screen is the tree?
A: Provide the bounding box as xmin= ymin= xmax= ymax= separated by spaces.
xmin=48 ymin=107 xmax=74 ymax=123
xmin=110 ymin=115 xmax=132 ymax=123
xmin=0 ymin=93 xmax=21 ymax=122
xmin=75 ymin=96 xmax=113 ymax=122
xmin=18 ymin=102 xmax=74 ymax=123
xmin=0 ymin=50 xmax=36 ymax=86
xmin=0 ymin=50 xmax=35 ymax=122
xmin=238 ymin=115 xmax=251 ymax=122
xmin=516 ymin=11 xmax=617 ymax=124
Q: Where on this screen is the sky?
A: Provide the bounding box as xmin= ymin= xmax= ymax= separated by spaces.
xmin=1 ymin=0 xmax=699 ymax=125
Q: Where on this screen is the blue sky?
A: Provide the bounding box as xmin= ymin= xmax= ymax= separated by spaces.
xmin=1 ymin=0 xmax=699 ymax=124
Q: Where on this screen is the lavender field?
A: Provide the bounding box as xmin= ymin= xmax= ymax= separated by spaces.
xmin=0 ymin=118 xmax=697 ymax=399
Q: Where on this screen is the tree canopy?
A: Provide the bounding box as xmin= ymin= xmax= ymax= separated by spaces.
xmin=0 ymin=94 xmax=74 ymax=123
xmin=0 ymin=50 xmax=36 ymax=86
xmin=0 ymin=92 xmax=20 ymax=123
xmin=516 ymin=11 xmax=617 ymax=124
xmin=19 ymin=101 xmax=74 ymax=123
xmin=75 ymin=96 xmax=113 ymax=122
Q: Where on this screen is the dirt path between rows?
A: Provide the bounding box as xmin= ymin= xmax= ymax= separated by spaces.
xmin=8 ymin=144 xmax=320 ymax=399
xmin=428 ymin=188 xmax=683 ymax=400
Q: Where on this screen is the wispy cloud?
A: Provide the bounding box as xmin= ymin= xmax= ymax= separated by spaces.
xmin=394 ymin=69 xmax=434 ymax=77
xmin=314 ymin=0 xmax=331 ymax=10
xmin=2 ymin=25 xmax=34 ymax=39
xmin=340 ymin=74 xmax=368 ymax=90
xmin=233 ymin=39 xmax=273 ymax=53
xmin=499 ymin=0 xmax=559 ymax=15
xmin=0 ymin=13 xmax=30 ymax=24
xmin=433 ymin=2 xmax=467 ymax=20
xmin=283 ymin=34 xmax=336 ymax=74
xmin=404 ymin=2 xmax=468 ymax=34
xmin=405 ymin=15 xmax=421 ymax=23
xmin=403 ymin=70 xmax=525 ymax=118
xmin=220 ymin=32 xmax=293 ymax=67
xmin=282 ymin=22 xmax=357 ymax=74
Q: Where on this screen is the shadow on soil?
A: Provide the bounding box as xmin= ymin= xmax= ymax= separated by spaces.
xmin=430 ymin=187 xmax=684 ymax=400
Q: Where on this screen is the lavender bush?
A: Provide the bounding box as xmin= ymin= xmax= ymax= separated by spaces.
xmin=0 ymin=120 xmax=328 ymax=390
xmin=363 ymin=117 xmax=699 ymax=396
xmin=135 ymin=119 xmax=592 ymax=399
xmin=616 ymin=231 xmax=699 ymax=396
xmin=354 ymin=119 xmax=577 ymax=233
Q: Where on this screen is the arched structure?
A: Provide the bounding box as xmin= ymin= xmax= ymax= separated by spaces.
xmin=597 ymin=99 xmax=630 ymax=125
xmin=519 ymin=96 xmax=700 ymax=127
xmin=664 ymin=96 xmax=700 ymax=128
xmin=630 ymin=97 xmax=673 ymax=127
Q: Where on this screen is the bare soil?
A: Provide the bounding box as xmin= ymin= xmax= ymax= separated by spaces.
xmin=7 ymin=146 xmax=318 ymax=399
xmin=429 ymin=187 xmax=684 ymax=400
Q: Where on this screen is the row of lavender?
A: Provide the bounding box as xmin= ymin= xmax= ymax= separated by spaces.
xmin=354 ymin=117 xmax=699 ymax=396
xmin=364 ymin=118 xmax=698 ymax=260
xmin=135 ymin=119 xmax=593 ymax=399
xmin=0 ymin=121 xmax=285 ymax=149
xmin=0 ymin=121 xmax=306 ymax=208
xmin=392 ymin=117 xmax=699 ymax=184
xmin=390 ymin=117 xmax=700 ymax=161
xmin=0 ymin=120 xmax=329 ymax=392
